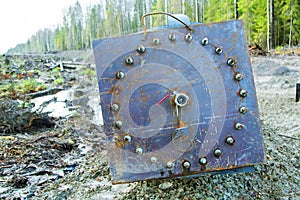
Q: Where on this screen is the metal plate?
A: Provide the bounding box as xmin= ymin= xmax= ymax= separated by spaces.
xmin=93 ymin=20 xmax=265 ymax=184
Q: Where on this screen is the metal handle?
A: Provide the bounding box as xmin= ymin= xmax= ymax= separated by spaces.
xmin=141 ymin=12 xmax=193 ymax=41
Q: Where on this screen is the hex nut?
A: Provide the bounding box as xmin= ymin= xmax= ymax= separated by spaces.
xmin=137 ymin=45 xmax=146 ymax=53
xmin=168 ymin=33 xmax=176 ymax=41
xmin=153 ymin=38 xmax=160 ymax=45
xmin=166 ymin=161 xmax=174 ymax=168
xmin=235 ymin=122 xmax=243 ymax=130
xmin=239 ymin=106 xmax=247 ymax=114
xmin=116 ymin=71 xmax=125 ymax=79
xmin=215 ymin=47 xmax=223 ymax=54
xmin=183 ymin=161 xmax=191 ymax=169
xmin=227 ymin=58 xmax=236 ymax=66
xmin=111 ymin=104 xmax=119 ymax=111
xmin=150 ymin=157 xmax=157 ymax=163
xmin=214 ymin=148 xmax=222 ymax=157
xmin=124 ymin=135 xmax=131 ymax=142
xmin=199 ymin=157 xmax=207 ymax=165
xmin=201 ymin=37 xmax=209 ymax=45
xmin=226 ymin=136 xmax=235 ymax=145
xmin=235 ymin=72 xmax=243 ymax=81
xmin=136 ymin=147 xmax=143 ymax=155
xmin=125 ymin=56 xmax=134 ymax=65
xmin=239 ymin=89 xmax=248 ymax=97
xmin=185 ymin=33 xmax=193 ymax=42
xmin=115 ymin=120 xmax=123 ymax=128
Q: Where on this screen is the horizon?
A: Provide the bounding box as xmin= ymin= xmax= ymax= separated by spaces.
xmin=0 ymin=0 xmax=100 ymax=54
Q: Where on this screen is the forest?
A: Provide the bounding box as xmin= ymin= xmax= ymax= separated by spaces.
xmin=7 ymin=0 xmax=300 ymax=54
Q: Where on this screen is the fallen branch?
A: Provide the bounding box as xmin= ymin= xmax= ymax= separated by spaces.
xmin=25 ymin=88 xmax=64 ymax=99
xmin=278 ymin=134 xmax=300 ymax=140
xmin=62 ymin=61 xmax=91 ymax=66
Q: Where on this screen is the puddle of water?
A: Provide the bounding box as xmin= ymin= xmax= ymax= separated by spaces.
xmin=31 ymin=89 xmax=104 ymax=125
xmin=31 ymin=90 xmax=75 ymax=118
xmin=87 ymin=96 xmax=103 ymax=125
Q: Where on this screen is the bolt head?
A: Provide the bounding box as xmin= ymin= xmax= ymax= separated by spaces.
xmin=111 ymin=104 xmax=119 ymax=111
xmin=166 ymin=161 xmax=174 ymax=168
xmin=239 ymin=106 xmax=247 ymax=114
xmin=115 ymin=120 xmax=123 ymax=128
xmin=239 ymin=89 xmax=248 ymax=97
xmin=184 ymin=33 xmax=193 ymax=42
xmin=215 ymin=47 xmax=223 ymax=54
xmin=150 ymin=156 xmax=157 ymax=163
xmin=183 ymin=161 xmax=191 ymax=169
xmin=235 ymin=73 xmax=243 ymax=81
xmin=168 ymin=33 xmax=176 ymax=41
xmin=124 ymin=135 xmax=131 ymax=142
xmin=214 ymin=149 xmax=222 ymax=157
xmin=137 ymin=45 xmax=146 ymax=53
xmin=227 ymin=58 xmax=236 ymax=66
xmin=235 ymin=122 xmax=243 ymax=130
xmin=113 ymin=134 xmax=119 ymax=142
xmin=125 ymin=56 xmax=134 ymax=65
xmin=199 ymin=157 xmax=207 ymax=165
xmin=136 ymin=147 xmax=143 ymax=155
xmin=201 ymin=37 xmax=209 ymax=45
xmin=153 ymin=38 xmax=160 ymax=45
xmin=116 ymin=71 xmax=125 ymax=79
xmin=226 ymin=136 xmax=235 ymax=145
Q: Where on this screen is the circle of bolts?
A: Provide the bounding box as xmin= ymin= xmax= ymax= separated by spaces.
xmin=111 ymin=104 xmax=119 ymax=111
xmin=136 ymin=147 xmax=143 ymax=155
xmin=227 ymin=58 xmax=236 ymax=66
xmin=183 ymin=161 xmax=191 ymax=169
xmin=185 ymin=33 xmax=193 ymax=42
xmin=215 ymin=47 xmax=223 ymax=54
xmin=214 ymin=148 xmax=222 ymax=157
xmin=150 ymin=157 xmax=157 ymax=163
xmin=153 ymin=38 xmax=160 ymax=45
xmin=235 ymin=72 xmax=243 ymax=81
xmin=239 ymin=89 xmax=248 ymax=97
xmin=199 ymin=157 xmax=207 ymax=165
xmin=168 ymin=33 xmax=176 ymax=41
xmin=115 ymin=120 xmax=123 ymax=128
xmin=166 ymin=161 xmax=175 ymax=168
xmin=201 ymin=37 xmax=209 ymax=46
xmin=124 ymin=135 xmax=131 ymax=142
xmin=137 ymin=45 xmax=146 ymax=53
xmin=116 ymin=71 xmax=125 ymax=79
xmin=125 ymin=56 xmax=134 ymax=65
xmin=239 ymin=106 xmax=247 ymax=114
xmin=226 ymin=136 xmax=235 ymax=145
xmin=235 ymin=122 xmax=243 ymax=130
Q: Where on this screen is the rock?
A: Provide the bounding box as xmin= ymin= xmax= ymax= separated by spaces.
xmin=159 ymin=182 xmax=173 ymax=190
xmin=273 ymin=66 xmax=293 ymax=76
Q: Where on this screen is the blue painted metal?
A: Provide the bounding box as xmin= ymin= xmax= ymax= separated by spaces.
xmin=93 ymin=19 xmax=265 ymax=184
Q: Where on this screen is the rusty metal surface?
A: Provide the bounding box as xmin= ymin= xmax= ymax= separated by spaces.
xmin=93 ymin=20 xmax=265 ymax=184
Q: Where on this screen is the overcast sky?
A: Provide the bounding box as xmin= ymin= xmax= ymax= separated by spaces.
xmin=0 ymin=0 xmax=99 ymax=54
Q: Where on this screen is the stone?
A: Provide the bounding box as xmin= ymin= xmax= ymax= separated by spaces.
xmin=159 ymin=182 xmax=173 ymax=190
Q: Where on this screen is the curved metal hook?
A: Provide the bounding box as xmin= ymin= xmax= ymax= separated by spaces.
xmin=141 ymin=12 xmax=193 ymax=41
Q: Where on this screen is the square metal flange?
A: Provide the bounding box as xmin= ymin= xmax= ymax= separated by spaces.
xmin=93 ymin=20 xmax=265 ymax=184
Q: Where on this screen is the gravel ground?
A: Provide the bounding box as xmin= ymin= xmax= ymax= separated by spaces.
xmin=37 ymin=54 xmax=300 ymax=200
xmin=1 ymin=53 xmax=299 ymax=199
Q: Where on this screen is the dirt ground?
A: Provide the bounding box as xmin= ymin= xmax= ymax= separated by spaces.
xmin=0 ymin=52 xmax=299 ymax=199
xmin=252 ymin=55 xmax=300 ymax=139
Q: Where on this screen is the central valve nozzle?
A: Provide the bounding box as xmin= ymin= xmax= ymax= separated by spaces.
xmin=174 ymin=93 xmax=189 ymax=107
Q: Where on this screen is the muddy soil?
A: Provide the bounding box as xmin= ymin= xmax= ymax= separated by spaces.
xmin=0 ymin=52 xmax=299 ymax=199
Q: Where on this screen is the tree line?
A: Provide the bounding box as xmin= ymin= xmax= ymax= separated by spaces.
xmin=7 ymin=0 xmax=300 ymax=54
